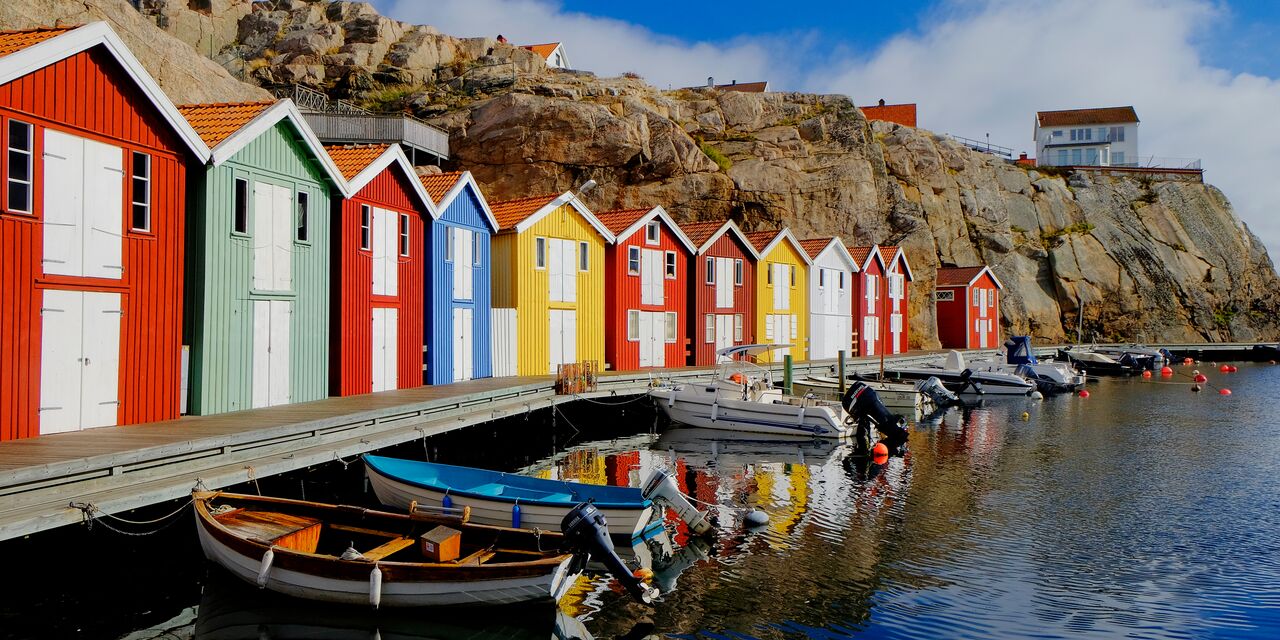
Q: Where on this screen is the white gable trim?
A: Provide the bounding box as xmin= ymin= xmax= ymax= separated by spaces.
xmin=859 ymin=245 xmax=886 ymax=273
xmin=968 ymin=266 xmax=1004 ymax=289
xmin=512 ymin=191 xmax=616 ymax=242
xmin=0 ymin=22 xmax=210 ymax=160
xmin=434 ymin=171 xmax=499 ymax=232
xmin=613 ymin=206 xmax=696 ymax=254
xmin=757 ymin=228 xmax=813 ymax=265
xmin=345 ymin=144 xmax=438 ymax=218
xmin=206 ymin=99 xmax=348 ymax=194
xmin=884 ymin=246 xmax=915 ymax=281
xmin=811 ymin=238 xmax=859 ymax=272
xmin=695 ymin=219 xmax=761 ymax=260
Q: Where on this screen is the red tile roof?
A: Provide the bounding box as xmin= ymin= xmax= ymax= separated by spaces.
xmin=798 ymin=237 xmax=835 ymax=259
xmin=679 ymin=221 xmax=727 ymax=248
xmin=489 ymin=193 xmax=561 ymax=230
xmin=324 ymin=143 xmax=391 ymax=181
xmin=177 ymin=101 xmax=277 ymax=148
xmin=849 ymin=246 xmax=875 ymax=267
xmin=1037 ymin=106 xmax=1138 ymax=127
xmin=595 ymin=208 xmax=653 ymax=236
xmin=419 ymin=171 xmax=465 ymax=204
xmin=0 ymin=26 xmax=75 ymax=57
xmin=522 ymin=43 xmax=560 ymax=60
xmin=936 ymin=266 xmax=987 ymax=286
xmin=744 ymin=230 xmax=782 ymax=253
xmin=860 ymin=103 xmax=917 ymax=127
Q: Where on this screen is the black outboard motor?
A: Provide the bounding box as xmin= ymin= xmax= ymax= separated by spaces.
xmin=561 ymin=502 xmax=660 ymax=603
xmin=841 ymin=382 xmax=909 ymax=453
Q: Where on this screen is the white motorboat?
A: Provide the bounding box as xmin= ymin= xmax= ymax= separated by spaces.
xmin=883 ymin=351 xmax=1035 ymax=396
xmin=650 ymin=344 xmax=853 ymax=439
xmin=967 ymin=337 xmax=1086 ymax=394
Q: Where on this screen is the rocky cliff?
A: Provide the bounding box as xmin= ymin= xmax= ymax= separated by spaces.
xmin=88 ymin=0 xmax=1280 ymax=344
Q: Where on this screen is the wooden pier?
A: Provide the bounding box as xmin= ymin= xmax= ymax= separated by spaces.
xmin=0 ymin=343 xmax=1271 ymax=542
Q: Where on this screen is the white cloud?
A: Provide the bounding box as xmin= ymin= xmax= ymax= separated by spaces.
xmin=381 ymin=0 xmax=1280 ymax=260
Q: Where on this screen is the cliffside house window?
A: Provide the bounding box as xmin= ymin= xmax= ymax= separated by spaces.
xmin=1070 ymin=128 xmax=1092 ymax=141
xmin=705 ymin=256 xmax=714 ymax=284
xmin=1109 ymin=126 xmax=1125 ymax=142
xmin=295 ymin=191 xmax=309 ymax=242
xmin=360 ymin=205 xmax=371 ymax=250
xmin=130 ymin=152 xmax=151 ymax=231
xmin=734 ymin=259 xmax=743 ymax=285
xmin=665 ymin=251 xmax=677 ymax=278
xmin=1113 ymin=151 xmax=1125 ymax=165
xmin=233 ymin=178 xmax=248 ymax=234
xmin=1052 ymin=129 xmax=1063 ymax=138
xmin=645 ymin=221 xmax=660 ymax=244
xmin=1057 ymin=149 xmax=1068 ymax=165
xmin=628 ymin=246 xmax=640 ymax=275
xmin=399 ymin=214 xmax=410 ymax=256
xmin=535 ymin=237 xmax=546 ymax=268
xmin=6 ymin=120 xmax=32 ymax=214
xmin=579 ymin=241 xmax=589 ymax=271
xmin=1071 ymin=148 xmax=1083 ymax=165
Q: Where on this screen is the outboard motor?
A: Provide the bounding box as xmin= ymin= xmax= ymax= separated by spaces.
xmin=651 ymin=536 xmax=712 ymax=594
xmin=918 ymin=376 xmax=961 ymax=407
xmin=561 ymin=502 xmax=660 ymax=604
xmin=641 ymin=469 xmax=714 ymax=536
xmin=841 ymin=382 xmax=909 ymax=453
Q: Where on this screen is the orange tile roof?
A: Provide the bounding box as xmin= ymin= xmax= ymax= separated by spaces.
xmin=798 ymin=237 xmax=835 ymax=259
xmin=744 ymin=230 xmax=782 ymax=253
xmin=936 ymin=266 xmax=987 ymax=286
xmin=849 ymin=246 xmax=875 ymax=266
xmin=522 ymin=43 xmax=560 ymax=60
xmin=324 ymin=143 xmax=391 ymax=181
xmin=595 ymin=208 xmax=653 ymax=236
xmin=1037 ymin=106 xmax=1138 ymax=127
xmin=177 ymin=101 xmax=276 ymax=148
xmin=0 ymin=26 xmax=75 ymax=58
xmin=419 ymin=171 xmax=465 ymax=204
xmin=489 ymin=193 xmax=561 ymax=230
xmin=860 ymin=103 xmax=917 ymax=127
xmin=680 ymin=221 xmax=729 ymax=248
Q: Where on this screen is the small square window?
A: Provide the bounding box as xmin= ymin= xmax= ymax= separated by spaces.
xmin=627 ymin=246 xmax=640 ymax=275
xmin=645 ymin=221 xmax=660 ymax=245
xmin=233 ymin=178 xmax=248 ymax=234
xmin=665 ymin=312 xmax=678 ymax=342
xmin=664 ymin=251 xmax=677 ymax=279
xmin=295 ymin=191 xmax=309 ymax=242
xmin=535 ymin=237 xmax=546 ymax=269
xmin=399 ymin=214 xmax=410 ymax=257
xmin=360 ymin=205 xmax=371 ymax=250
xmin=579 ymin=241 xmax=589 ymax=271
xmin=130 ymin=152 xmax=150 ymax=231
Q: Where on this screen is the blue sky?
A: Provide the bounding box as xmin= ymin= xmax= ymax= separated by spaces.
xmin=380 ymin=0 xmax=1280 ymax=259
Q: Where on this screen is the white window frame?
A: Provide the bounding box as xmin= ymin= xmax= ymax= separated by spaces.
xmin=472 ymin=231 xmax=481 ymax=266
xmin=627 ymin=246 xmax=641 ymax=275
xmin=5 ymin=119 xmax=33 ymax=214
xmin=233 ymin=177 xmax=249 ymax=235
xmin=705 ymin=314 xmax=714 ymax=343
xmin=734 ymin=314 xmax=744 ymax=341
xmin=130 ymin=151 xmax=151 ymax=232
xmin=535 ymin=236 xmax=546 ymax=269
xmin=579 ymin=241 xmax=589 ymax=272
xmin=664 ymin=312 xmax=678 ymax=342
xmin=766 ymin=263 xmax=773 ymax=285
xmin=360 ymin=204 xmax=371 ymax=250
xmin=705 ymin=256 xmax=714 ymax=284
xmin=645 ymin=221 xmax=660 ymax=245
xmin=627 ymin=310 xmax=640 ymax=341
xmin=445 ymin=224 xmax=454 ymax=262
xmin=399 ymin=213 xmax=410 ymax=257
xmin=664 ymin=251 xmax=677 ymax=279
xmin=734 ymin=259 xmax=743 ymax=285
xmin=295 ymin=190 xmax=309 ymax=243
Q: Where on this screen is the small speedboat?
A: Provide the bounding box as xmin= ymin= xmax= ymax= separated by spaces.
xmin=1057 ymin=347 xmax=1139 ymax=376
xmin=364 ymin=455 xmax=655 ymax=540
xmin=1091 ymin=344 xmax=1170 ymax=371
xmin=967 ymin=337 xmax=1086 ymax=394
xmin=193 ymin=491 xmax=585 ymax=608
xmin=882 ymin=351 xmax=1035 ymax=396
xmin=649 ymin=344 xmax=853 ymax=439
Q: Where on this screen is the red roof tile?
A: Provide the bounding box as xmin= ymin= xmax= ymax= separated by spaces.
xmin=849 ymin=246 xmax=875 ymax=267
xmin=489 ymin=193 xmax=561 ymax=230
xmin=860 ymin=103 xmax=917 ymax=127
xmin=522 ymin=43 xmax=560 ymax=60
xmin=177 ymin=101 xmax=277 ymax=148
xmin=744 ymin=230 xmax=782 ymax=253
xmin=0 ymin=26 xmax=75 ymax=58
xmin=936 ymin=266 xmax=987 ymax=286
xmin=798 ymin=237 xmax=835 ymax=259
xmin=1037 ymin=106 xmax=1138 ymax=127
xmin=679 ymin=221 xmax=727 ymax=248
xmin=595 ymin=208 xmax=653 ymax=236
xmin=418 ymin=171 xmax=465 ymax=203
xmin=324 ymin=143 xmax=391 ymax=181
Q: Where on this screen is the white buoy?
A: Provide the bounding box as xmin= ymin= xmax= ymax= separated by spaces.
xmin=744 ymin=509 xmax=769 ymax=526
xmin=1030 ymin=391 xmax=1044 ymax=400
xmin=256 ymin=548 xmax=275 ymax=588
xmin=369 ymin=564 xmax=383 ymax=609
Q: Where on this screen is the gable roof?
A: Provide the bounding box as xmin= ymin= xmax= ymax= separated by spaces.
xmin=596 ymin=206 xmax=696 ymax=254
xmin=936 ymin=265 xmax=1003 ymax=289
xmin=488 ymin=191 xmax=614 ymax=241
xmin=1036 ymin=106 xmax=1139 ymax=127
xmin=680 ymin=219 xmax=761 ymax=259
xmin=523 ymin=43 xmax=561 ymax=60
xmin=879 ymin=245 xmax=914 ymax=280
xmin=0 ymin=22 xmax=209 ymax=160
xmin=849 ymin=245 xmax=885 ymax=272
xmin=799 ymin=237 xmax=858 ymax=272
xmin=180 ymin=98 xmax=347 ymax=192
xmin=744 ymin=228 xmax=812 ymax=265
xmin=715 ymin=81 xmax=769 ymax=93
xmin=324 ymin=143 xmax=436 ymax=217
xmin=420 ymin=171 xmax=498 ymax=231
xmin=178 ymin=101 xmax=275 ymax=149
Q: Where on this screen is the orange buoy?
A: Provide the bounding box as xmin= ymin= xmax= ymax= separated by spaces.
xmin=1141 ymin=370 xmax=1152 ymax=379
xmin=872 ymin=442 xmax=889 ymax=457
xmin=1078 ymin=390 xmax=1090 ymax=398
xmin=1194 ymin=374 xmax=1207 ymax=383
xmin=1160 ymin=366 xmax=1173 ymax=375
xmin=1183 ymin=358 xmax=1194 ymax=365
xmin=1219 ymin=388 xmax=1232 ymax=396
xmin=1219 ymin=365 xmax=1231 ymax=373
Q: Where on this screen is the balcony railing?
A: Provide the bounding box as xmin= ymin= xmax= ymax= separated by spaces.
xmin=272 ymin=84 xmax=450 ymax=161
xmin=1039 ymin=153 xmax=1200 ymax=170
xmin=947 ymin=134 xmax=1013 ymax=157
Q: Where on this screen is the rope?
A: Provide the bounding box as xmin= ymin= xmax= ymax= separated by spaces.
xmin=70 ymin=494 xmax=195 ymax=536
xmin=570 ymin=393 xmax=649 ymax=406
xmin=551 ymin=404 xmax=581 ymax=440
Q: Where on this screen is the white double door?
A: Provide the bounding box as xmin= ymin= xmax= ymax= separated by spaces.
xmin=452 ymin=307 xmax=474 ymax=381
xmin=640 ymin=249 xmax=664 ymax=305
xmin=252 ymin=182 xmax=293 ymax=291
xmin=812 ymin=314 xmax=851 ymax=360
xmin=548 ymin=309 xmax=577 ymax=374
xmin=766 ymin=314 xmax=794 ymax=359
xmin=547 ymin=238 xmax=577 ymax=302
xmin=713 ymin=314 xmax=735 ymax=360
xmin=42 ymin=130 xmax=123 ymax=280
xmin=714 ymin=257 xmax=734 ymax=308
xmin=862 ymin=315 xmax=880 ymax=356
xmin=636 ymin=311 xmax=665 ymax=368
xmin=39 ymin=290 xmax=122 ymax=434
xmin=252 ymin=300 xmax=291 ymax=408
xmin=372 ymin=308 xmax=399 ymax=392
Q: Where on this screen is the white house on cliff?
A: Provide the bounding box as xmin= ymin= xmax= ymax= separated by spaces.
xmin=1034 ymin=106 xmax=1139 ymax=167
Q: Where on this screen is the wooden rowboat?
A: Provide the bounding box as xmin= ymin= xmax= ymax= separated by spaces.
xmin=193 ymin=491 xmax=583 ymax=608
xmin=363 ymin=455 xmax=655 ymax=540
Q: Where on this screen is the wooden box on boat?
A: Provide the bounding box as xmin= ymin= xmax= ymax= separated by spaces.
xmin=420 ymin=525 xmax=461 ymax=562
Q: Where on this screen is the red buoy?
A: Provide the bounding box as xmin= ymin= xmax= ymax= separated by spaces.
xmin=1183 ymin=358 xmax=1195 ymax=365
xmin=1194 ymin=374 xmax=1207 ymax=383
xmin=1228 ymin=365 xmax=1238 ymax=373
xmin=1078 ymin=390 xmax=1090 ymax=398
xmin=1160 ymin=366 xmax=1173 ymax=375
xmin=1219 ymin=388 xmax=1232 ymax=396
xmin=1220 ymin=365 xmax=1231 ymax=373
xmin=1141 ymin=370 xmax=1152 ymax=378
xmin=872 ymin=442 xmax=889 ymax=457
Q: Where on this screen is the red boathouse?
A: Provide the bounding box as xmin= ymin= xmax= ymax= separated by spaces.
xmin=327 ymin=144 xmax=436 ymax=395
xmin=680 ymin=220 xmax=760 ymax=366
xmin=880 ymin=245 xmax=915 ymax=354
xmin=0 ymin=23 xmax=209 ymax=440
xmin=600 ymin=206 xmax=695 ymax=370
xmin=935 ymin=266 xmax=1003 ymax=349
xmin=850 ymin=246 xmax=886 ymax=356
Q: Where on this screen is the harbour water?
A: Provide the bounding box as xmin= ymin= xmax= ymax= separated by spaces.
xmin=4 ymin=363 xmax=1278 ymax=639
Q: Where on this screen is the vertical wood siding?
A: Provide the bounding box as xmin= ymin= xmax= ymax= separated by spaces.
xmin=186 ymin=122 xmax=333 ymax=415
xmin=935 ymin=285 xmax=967 ymax=349
xmin=604 ymin=221 xmax=689 ymax=371
xmin=333 ymin=167 xmax=427 ymax=395
xmin=853 ymin=258 xmax=885 ymax=356
xmin=689 ymin=233 xmax=756 ymax=366
xmin=887 ymin=254 xmax=911 ymax=354
xmin=807 ymin=247 xmax=855 ymax=360
xmin=425 ymin=186 xmax=493 ymax=385
xmin=0 ymin=47 xmax=188 ymax=440
xmin=752 ymin=240 xmax=809 ymax=363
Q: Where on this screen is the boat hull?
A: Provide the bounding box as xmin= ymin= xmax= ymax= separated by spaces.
xmin=792 ymin=377 xmax=926 ymax=410
xmin=650 ymin=387 xmax=850 ymax=438
xmin=881 ymin=369 xmax=1034 ymax=396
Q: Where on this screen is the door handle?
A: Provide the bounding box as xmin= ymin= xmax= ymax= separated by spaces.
xmin=84 ymin=357 xmax=91 ymax=365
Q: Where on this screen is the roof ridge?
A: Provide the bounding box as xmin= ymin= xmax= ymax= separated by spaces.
xmin=177 ymin=100 xmax=277 ymax=109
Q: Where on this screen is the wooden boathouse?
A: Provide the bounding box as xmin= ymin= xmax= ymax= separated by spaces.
xmin=800 ymin=237 xmax=858 ymax=360
xmin=881 ymin=245 xmax=915 ymax=354
xmin=851 ymin=245 xmax=886 ymax=356
xmin=0 ymin=23 xmax=209 ymax=440
xmin=680 ymin=220 xmax=758 ymax=366
xmin=936 ymin=265 xmax=1003 ymax=349
xmin=746 ymin=228 xmax=811 ymax=363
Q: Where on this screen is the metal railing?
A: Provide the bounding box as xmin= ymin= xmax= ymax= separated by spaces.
xmin=301 ymin=112 xmax=450 ymax=160
xmin=947 ymin=134 xmax=1013 ymax=157
xmin=273 ymin=84 xmax=368 ymax=116
xmin=1039 ymin=153 xmax=1201 ymax=170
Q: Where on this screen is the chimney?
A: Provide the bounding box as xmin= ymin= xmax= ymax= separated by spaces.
xmin=731 ymin=80 xmax=737 ymax=85
xmin=707 ymin=76 xmax=714 ymax=88
xmin=878 ymin=98 xmax=886 ymax=106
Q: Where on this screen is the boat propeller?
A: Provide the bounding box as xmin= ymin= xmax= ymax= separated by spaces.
xmin=561 ymin=501 xmax=661 ymax=604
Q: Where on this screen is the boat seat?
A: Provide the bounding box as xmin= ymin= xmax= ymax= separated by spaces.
xmin=363 ymin=536 xmax=416 ymax=561
xmin=471 ymin=483 xmax=571 ymax=502
xmin=216 ymin=509 xmax=321 ymax=553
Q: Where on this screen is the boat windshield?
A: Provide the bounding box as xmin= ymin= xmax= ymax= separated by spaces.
xmin=716 ymin=358 xmax=772 ymax=386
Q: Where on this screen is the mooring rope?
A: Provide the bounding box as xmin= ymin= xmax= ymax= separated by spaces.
xmin=571 ymin=393 xmax=650 ymax=406
xmin=70 ymin=493 xmax=195 ymax=536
